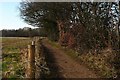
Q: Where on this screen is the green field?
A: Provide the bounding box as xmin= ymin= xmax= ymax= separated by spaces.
xmin=1 ymin=37 xmax=32 ymax=78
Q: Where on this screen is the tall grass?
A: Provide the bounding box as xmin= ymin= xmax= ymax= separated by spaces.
xmin=2 ymin=37 xmax=32 ymax=78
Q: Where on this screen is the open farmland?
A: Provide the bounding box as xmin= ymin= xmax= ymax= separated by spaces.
xmin=1 ymin=37 xmax=32 ymax=78
xmin=0 ymin=2 xmax=119 ymax=79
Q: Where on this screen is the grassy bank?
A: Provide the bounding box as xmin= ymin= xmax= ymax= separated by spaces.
xmin=2 ymin=37 xmax=32 ymax=78
xmin=46 ymin=39 xmax=118 ymax=78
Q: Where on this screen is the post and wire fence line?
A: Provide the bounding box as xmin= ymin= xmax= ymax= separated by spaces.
xmin=26 ymin=41 xmax=35 ymax=78
xmin=24 ymin=37 xmax=50 ymax=79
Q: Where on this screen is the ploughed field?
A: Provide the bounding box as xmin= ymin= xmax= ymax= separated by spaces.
xmin=1 ymin=37 xmax=32 ymax=78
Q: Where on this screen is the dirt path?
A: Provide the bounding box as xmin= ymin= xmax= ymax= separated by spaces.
xmin=42 ymin=40 xmax=98 ymax=78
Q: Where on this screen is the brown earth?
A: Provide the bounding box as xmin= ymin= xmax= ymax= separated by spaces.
xmin=42 ymin=40 xmax=98 ymax=78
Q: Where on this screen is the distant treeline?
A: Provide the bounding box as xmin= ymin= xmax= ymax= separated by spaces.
xmin=0 ymin=28 xmax=47 ymax=37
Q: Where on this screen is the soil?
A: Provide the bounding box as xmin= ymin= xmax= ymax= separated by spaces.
xmin=42 ymin=40 xmax=98 ymax=78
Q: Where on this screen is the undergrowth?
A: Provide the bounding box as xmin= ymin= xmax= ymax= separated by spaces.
xmin=47 ymin=39 xmax=118 ymax=78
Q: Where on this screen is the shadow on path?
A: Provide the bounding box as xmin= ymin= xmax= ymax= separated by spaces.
xmin=42 ymin=45 xmax=64 ymax=79
xmin=41 ymin=39 xmax=98 ymax=79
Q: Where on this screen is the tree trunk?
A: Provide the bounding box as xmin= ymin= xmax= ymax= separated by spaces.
xmin=57 ymin=20 xmax=65 ymax=45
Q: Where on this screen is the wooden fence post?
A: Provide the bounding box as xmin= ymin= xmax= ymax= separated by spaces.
xmin=27 ymin=41 xmax=35 ymax=78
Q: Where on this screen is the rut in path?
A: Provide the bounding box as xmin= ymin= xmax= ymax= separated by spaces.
xmin=42 ymin=40 xmax=98 ymax=78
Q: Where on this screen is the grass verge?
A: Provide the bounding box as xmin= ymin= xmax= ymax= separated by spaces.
xmin=46 ymin=39 xmax=118 ymax=78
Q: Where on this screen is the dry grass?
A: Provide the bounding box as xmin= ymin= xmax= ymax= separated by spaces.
xmin=2 ymin=37 xmax=32 ymax=78
xmin=46 ymin=39 xmax=118 ymax=78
